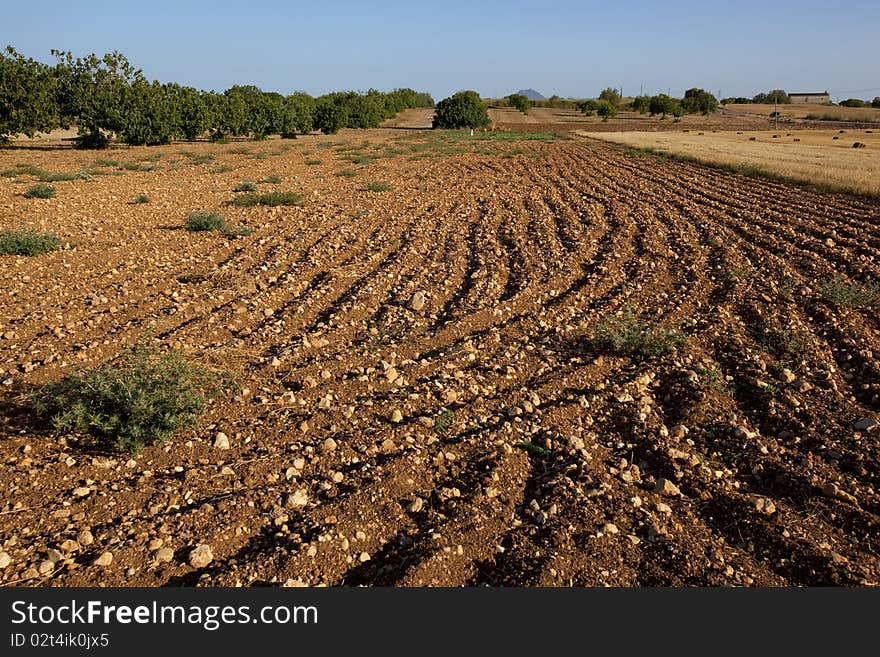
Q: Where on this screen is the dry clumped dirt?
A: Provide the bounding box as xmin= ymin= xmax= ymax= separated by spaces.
xmin=0 ymin=127 xmax=879 ymax=587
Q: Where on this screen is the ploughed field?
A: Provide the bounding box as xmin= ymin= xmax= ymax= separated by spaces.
xmin=1 ymin=130 xmax=878 ymax=586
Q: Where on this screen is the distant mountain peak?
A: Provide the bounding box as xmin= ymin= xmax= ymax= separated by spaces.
xmin=515 ymin=89 xmax=546 ymax=100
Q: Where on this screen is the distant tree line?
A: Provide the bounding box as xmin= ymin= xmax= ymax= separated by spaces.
xmin=720 ymin=90 xmax=879 ymax=109
xmin=0 ymin=46 xmax=434 ymax=146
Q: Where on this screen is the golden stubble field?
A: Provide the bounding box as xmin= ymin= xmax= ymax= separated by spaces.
xmin=1 ymin=124 xmax=879 ymax=588
xmin=581 ymin=129 xmax=880 ymax=196
xmin=726 ymin=103 xmax=880 ymax=123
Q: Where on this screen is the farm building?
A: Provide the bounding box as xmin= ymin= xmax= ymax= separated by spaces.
xmin=789 ymin=91 xmax=830 ymax=104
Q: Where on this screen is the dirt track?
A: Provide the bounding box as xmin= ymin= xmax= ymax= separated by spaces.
xmin=1 ymin=132 xmax=879 ymax=586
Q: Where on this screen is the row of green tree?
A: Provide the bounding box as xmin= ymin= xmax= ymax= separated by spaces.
xmin=837 ymin=97 xmax=880 ymax=109
xmin=0 ymin=47 xmax=434 ymax=146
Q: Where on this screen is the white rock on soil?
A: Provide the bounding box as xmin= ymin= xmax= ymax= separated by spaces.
xmin=188 ymin=544 xmax=213 ymax=569
xmin=406 ymin=291 xmax=426 ymax=311
xmin=94 ymin=551 xmax=113 ymax=567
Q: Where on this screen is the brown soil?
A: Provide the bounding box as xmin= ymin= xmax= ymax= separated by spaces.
xmin=1 ymin=130 xmax=878 ymax=587
xmin=490 ymin=107 xmax=781 ymax=133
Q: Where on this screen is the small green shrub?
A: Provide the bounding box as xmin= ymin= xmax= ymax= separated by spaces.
xmin=590 ymin=310 xmax=686 ymax=357
xmin=337 ymin=168 xmax=357 ymax=177
xmin=305 ymin=159 xmax=323 ymax=165
xmin=23 ymin=183 xmax=56 ymax=199
xmin=0 ymin=229 xmax=61 ymax=256
xmin=135 ymin=194 xmax=151 ymax=204
xmin=363 ymin=181 xmax=392 ymax=192
xmin=233 ymin=181 xmax=258 ymax=192
xmin=1 ymin=164 xmax=46 ymax=177
xmin=821 ymin=276 xmax=879 ymax=309
xmin=38 ymin=170 xmax=90 ymax=182
xmin=185 ymin=211 xmax=226 ymax=231
xmin=34 ymin=340 xmax=227 ymax=453
xmin=262 ymin=175 xmax=282 ymax=184
xmin=232 ymin=191 xmax=304 ymax=207
xmin=434 ymin=409 xmax=456 ymax=434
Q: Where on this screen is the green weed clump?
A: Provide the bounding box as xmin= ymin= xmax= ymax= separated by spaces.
xmin=23 ymin=183 xmax=56 ymax=199
xmin=185 ymin=211 xmax=226 ymax=231
xmin=232 ymin=191 xmax=304 ymax=207
xmin=821 ymin=276 xmax=879 ymax=309
xmin=590 ymin=310 xmax=686 ymax=357
xmin=0 ymin=229 xmax=61 ymax=256
xmin=34 ymin=340 xmax=228 ymax=453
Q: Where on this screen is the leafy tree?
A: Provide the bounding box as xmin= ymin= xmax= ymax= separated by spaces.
xmin=120 ymin=79 xmax=177 ymax=145
xmin=432 ymin=90 xmax=490 ymax=129
xmin=313 ymin=97 xmax=349 ymax=134
xmin=596 ymin=100 xmax=618 ymax=121
xmin=577 ymin=99 xmax=599 ymax=116
xmin=681 ymin=88 xmax=718 ymax=115
xmin=53 ymin=50 xmax=140 ymax=148
xmin=721 ymin=97 xmax=752 ymax=105
xmin=280 ymin=92 xmax=314 ymax=137
xmin=166 ymin=84 xmax=208 ymax=140
xmin=598 ymin=87 xmax=621 ymax=106
xmin=873 ymin=97 xmax=880 ymax=109
xmin=630 ymin=95 xmax=651 ymax=114
xmin=506 ymin=93 xmax=531 ymax=114
xmin=222 ymin=85 xmax=261 ymax=136
xmin=839 ymin=98 xmax=867 ymax=108
xmin=648 ymin=94 xmax=676 ymax=117
xmin=0 ymin=47 xmax=59 ymax=142
xmin=754 ymin=89 xmax=790 ymax=104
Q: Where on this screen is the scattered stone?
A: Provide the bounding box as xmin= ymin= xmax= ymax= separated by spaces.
xmin=384 ymin=367 xmax=399 ymax=383
xmin=390 ymin=409 xmax=403 ymax=423
xmin=779 ymin=368 xmax=796 ymax=384
xmin=188 ymin=544 xmax=213 ymax=569
xmin=73 ymin=487 xmax=91 ymax=498
xmin=407 ymin=498 xmax=424 ymax=513
xmin=406 ymin=291 xmax=426 ymax=311
xmin=286 ymin=489 xmax=310 ymax=508
xmin=358 ymin=552 xmax=371 ymax=563
xmin=155 ymin=548 xmax=175 ymax=563
xmin=38 ymin=560 xmax=55 ymax=575
xmin=322 ymin=437 xmax=338 ymax=452
xmin=94 ymin=551 xmax=113 ymax=567
xmin=77 ymin=530 xmax=94 ymax=547
xmin=854 ymin=418 xmax=878 ymax=433
xmin=282 ymin=578 xmax=308 ymax=587
xmin=213 ymin=432 xmax=230 ymax=450
xmin=0 ymin=552 xmax=11 ymax=568
xmin=755 ymin=498 xmax=777 ymax=515
xmin=654 ymin=478 xmax=681 ymax=496
xmin=603 ymin=522 xmax=619 ymax=535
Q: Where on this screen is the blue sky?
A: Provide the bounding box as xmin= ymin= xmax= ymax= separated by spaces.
xmin=5 ymin=0 xmax=879 ymax=101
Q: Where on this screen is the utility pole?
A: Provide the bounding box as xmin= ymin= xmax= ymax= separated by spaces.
xmin=775 ymin=95 xmax=778 ymax=130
